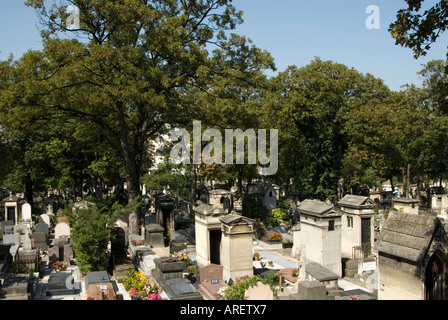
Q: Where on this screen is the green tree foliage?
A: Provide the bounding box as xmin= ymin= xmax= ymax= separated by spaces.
xmin=61 ymin=196 xmax=140 ymax=273
xmin=4 ymin=0 xmax=250 ymax=234
xmin=262 ymin=58 xmax=389 ymax=200
xmin=390 ymin=0 xmax=448 ymax=59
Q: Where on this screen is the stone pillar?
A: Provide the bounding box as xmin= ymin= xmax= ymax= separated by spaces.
xmin=219 ymin=215 xmax=255 ymax=284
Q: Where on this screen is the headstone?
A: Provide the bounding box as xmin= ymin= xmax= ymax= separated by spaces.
xmin=31 ymin=232 xmax=48 ymax=250
xmin=46 ymin=272 xmax=76 ymax=296
xmin=84 ymin=271 xmax=111 ymax=288
xmin=35 ymin=223 xmax=49 ymax=235
xmin=0 ymin=221 xmax=14 ymax=234
xmin=169 ymin=236 xmax=188 ymax=254
xmin=198 ymin=264 xmax=229 ymax=300
xmin=54 ymin=222 xmax=70 ymax=239
xmin=14 ymin=224 xmax=30 ymax=236
xmin=63 ymin=244 xmax=73 ymax=262
xmin=245 ymin=282 xmax=274 ymax=300
xmin=0 ymin=275 xmax=31 ymax=300
xmin=21 ymin=236 xmax=32 ymax=251
xmin=293 ymin=281 xmax=327 ymax=300
xmin=21 ymin=203 xmax=32 ymax=222
xmin=18 ymin=249 xmax=37 ymax=272
xmin=145 ymin=224 xmax=165 ymax=248
xmin=162 ymin=278 xmax=203 ymax=300
xmin=38 ymin=214 xmax=51 ymax=227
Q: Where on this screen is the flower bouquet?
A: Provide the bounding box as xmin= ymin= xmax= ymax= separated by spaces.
xmin=51 ymin=261 xmax=69 ymax=272
xmin=268 ymin=232 xmax=283 ymax=242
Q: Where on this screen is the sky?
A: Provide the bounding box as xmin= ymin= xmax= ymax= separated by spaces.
xmin=1 ymin=0 xmax=447 ymax=91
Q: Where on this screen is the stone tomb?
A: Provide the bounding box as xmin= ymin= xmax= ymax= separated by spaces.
xmin=219 ymin=215 xmax=255 ymax=283
xmin=0 ymin=274 xmax=31 ymax=300
xmin=145 ymin=224 xmax=165 ymax=248
xmin=85 ymin=271 xmax=117 ymax=300
xmin=46 ymin=272 xmax=76 ymax=296
xmin=163 ymin=278 xmax=203 ymax=300
xmin=153 ymin=257 xmax=185 ymax=284
xmin=198 ymin=264 xmax=229 ymax=300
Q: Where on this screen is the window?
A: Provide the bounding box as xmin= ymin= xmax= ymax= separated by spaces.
xmin=347 ymin=216 xmax=353 ymax=228
xmin=328 ymin=220 xmax=335 ymax=231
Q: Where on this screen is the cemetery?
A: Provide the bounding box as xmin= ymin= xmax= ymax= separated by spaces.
xmin=1 ymin=178 xmax=448 ymax=301
xmin=3 ymin=1 xmax=448 ymax=304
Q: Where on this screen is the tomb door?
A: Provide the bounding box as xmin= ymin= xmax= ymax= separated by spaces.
xmin=361 ymin=218 xmax=371 ymax=257
xmin=7 ymin=207 xmax=15 ymax=223
xmin=209 ymin=229 xmax=221 ymax=265
xmin=425 ymin=253 xmax=446 ymax=300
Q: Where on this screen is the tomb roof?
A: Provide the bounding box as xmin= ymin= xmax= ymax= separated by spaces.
xmin=376 ymin=211 xmax=443 ymax=262
xmin=297 ymin=199 xmax=343 ymax=218
xmin=337 ymin=195 xmax=375 ymax=209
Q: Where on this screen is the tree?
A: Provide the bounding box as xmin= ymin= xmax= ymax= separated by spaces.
xmin=390 ymin=0 xmax=448 ymax=59
xmin=262 ymin=58 xmax=389 ymax=201
xmin=9 ymin=0 xmax=246 ymax=234
xmin=61 ymin=196 xmax=139 ymax=273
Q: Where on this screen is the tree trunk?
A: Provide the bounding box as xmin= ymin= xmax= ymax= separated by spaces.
xmin=117 ymin=101 xmax=141 ymax=235
xmin=25 ymin=172 xmax=34 ymax=209
xmin=190 ymin=164 xmax=197 ymax=209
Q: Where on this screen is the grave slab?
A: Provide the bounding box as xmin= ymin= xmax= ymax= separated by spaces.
xmin=162 ymin=278 xmax=203 ymax=300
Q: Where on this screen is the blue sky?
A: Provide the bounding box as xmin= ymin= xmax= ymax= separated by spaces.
xmin=1 ymin=0 xmax=447 ymax=91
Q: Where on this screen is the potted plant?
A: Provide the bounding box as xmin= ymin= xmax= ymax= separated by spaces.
xmin=253 ymin=252 xmax=260 ymax=261
xmin=292 ymin=268 xmax=300 ymax=277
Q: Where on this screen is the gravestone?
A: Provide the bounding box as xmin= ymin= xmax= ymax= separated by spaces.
xmin=48 ymin=236 xmax=72 ymax=262
xmin=46 ymin=272 xmax=76 ymax=296
xmin=0 ymin=221 xmax=14 ymax=234
xmin=18 ymin=249 xmax=37 ymax=272
xmin=38 ymin=214 xmax=51 ymax=227
xmin=140 ymin=254 xmax=160 ymax=276
xmin=0 ymin=275 xmax=31 ymax=300
xmin=198 ymin=264 xmax=229 ymax=300
xmin=21 ymin=235 xmax=32 ymax=251
xmin=21 ymin=203 xmax=32 ymax=223
xmin=291 ymin=281 xmax=328 ymax=300
xmin=14 ymin=224 xmax=30 ymax=237
xmin=31 ymin=232 xmax=48 ymax=250
xmin=3 ymin=234 xmax=19 ymax=259
xmin=84 ymin=271 xmax=116 ymax=300
xmin=145 ymin=224 xmax=165 ymax=248
xmin=162 ymin=278 xmax=203 ymax=300
xmin=54 ymin=222 xmax=70 ymax=239
xmin=153 ymin=257 xmax=185 ymax=284
xmin=35 ymin=223 xmax=49 ymax=235
xmin=245 ymin=282 xmax=274 ymax=300
xmin=169 ymin=231 xmax=188 ymax=254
